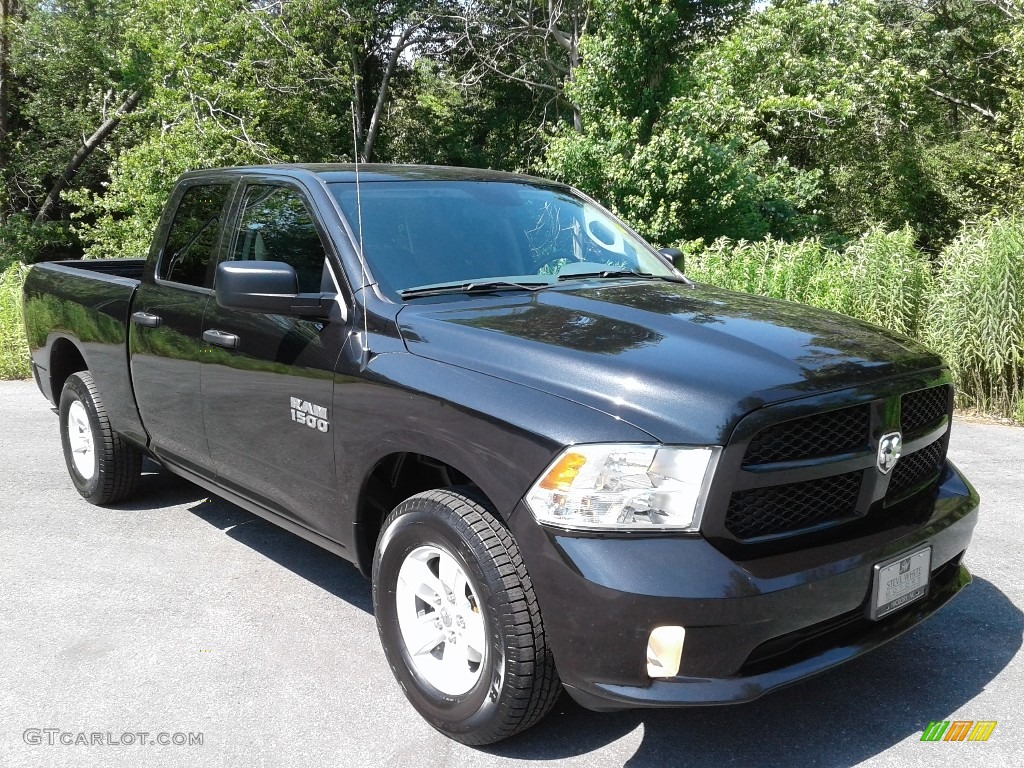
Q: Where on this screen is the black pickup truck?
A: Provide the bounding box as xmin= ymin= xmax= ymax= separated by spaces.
xmin=23 ymin=164 xmax=979 ymax=745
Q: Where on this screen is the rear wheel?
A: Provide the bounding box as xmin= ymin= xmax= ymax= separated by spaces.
xmin=59 ymin=371 xmax=142 ymax=505
xmin=372 ymin=488 xmax=560 ymax=745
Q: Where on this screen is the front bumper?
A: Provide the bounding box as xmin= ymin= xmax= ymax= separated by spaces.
xmin=507 ymin=461 xmax=979 ymax=711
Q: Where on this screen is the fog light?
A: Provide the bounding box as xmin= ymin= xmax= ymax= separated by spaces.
xmin=646 ymin=626 xmax=685 ymax=678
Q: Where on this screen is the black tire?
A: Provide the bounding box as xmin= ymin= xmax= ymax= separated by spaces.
xmin=58 ymin=371 xmax=142 ymax=505
xmin=372 ymin=487 xmax=560 ymax=745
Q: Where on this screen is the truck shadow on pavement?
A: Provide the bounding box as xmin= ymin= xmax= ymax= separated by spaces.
xmin=183 ymin=490 xmax=374 ymax=615
xmin=108 ymin=465 xmax=373 ymax=613
xmin=485 ymin=575 xmax=1021 ymax=767
xmin=106 ymin=458 xmax=210 ymax=510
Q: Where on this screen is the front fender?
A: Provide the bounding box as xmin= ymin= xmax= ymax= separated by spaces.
xmin=335 ymin=351 xmax=657 ymax=573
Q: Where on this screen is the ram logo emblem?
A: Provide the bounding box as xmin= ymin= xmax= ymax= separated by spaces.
xmin=877 ymin=431 xmax=902 ymax=474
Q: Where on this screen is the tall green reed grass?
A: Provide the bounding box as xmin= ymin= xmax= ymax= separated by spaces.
xmin=0 ymin=262 xmax=30 ymax=380
xmin=924 ymin=218 xmax=1024 ymax=418
xmin=686 ymin=227 xmax=932 ymax=337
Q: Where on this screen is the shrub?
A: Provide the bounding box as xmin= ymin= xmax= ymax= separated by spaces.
xmin=0 ymin=262 xmax=31 ymax=380
xmin=0 ymin=215 xmax=79 ymax=269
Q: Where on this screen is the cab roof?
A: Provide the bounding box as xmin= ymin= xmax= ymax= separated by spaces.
xmin=180 ymin=163 xmax=564 ymax=186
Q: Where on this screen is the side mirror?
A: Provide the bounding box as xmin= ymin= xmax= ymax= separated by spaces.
xmin=658 ymin=247 xmax=685 ymax=273
xmin=215 ymin=261 xmax=335 ymax=319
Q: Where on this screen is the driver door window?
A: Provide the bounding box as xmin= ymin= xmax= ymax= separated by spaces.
xmin=231 ymin=185 xmax=330 ymax=292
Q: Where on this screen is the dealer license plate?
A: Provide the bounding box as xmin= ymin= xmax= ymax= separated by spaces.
xmin=870 ymin=547 xmax=931 ymax=620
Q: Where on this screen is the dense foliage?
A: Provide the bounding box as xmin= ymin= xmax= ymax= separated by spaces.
xmin=0 ymin=0 xmax=1022 ymax=420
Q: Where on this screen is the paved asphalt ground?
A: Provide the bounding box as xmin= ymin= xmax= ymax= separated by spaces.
xmin=0 ymin=378 xmax=1021 ymax=768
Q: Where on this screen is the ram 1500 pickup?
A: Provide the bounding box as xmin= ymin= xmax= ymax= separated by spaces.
xmin=23 ymin=164 xmax=979 ymax=745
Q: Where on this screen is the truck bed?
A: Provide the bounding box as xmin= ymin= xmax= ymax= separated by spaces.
xmin=23 ymin=258 xmax=146 ymax=442
xmin=44 ymin=258 xmax=146 ymax=280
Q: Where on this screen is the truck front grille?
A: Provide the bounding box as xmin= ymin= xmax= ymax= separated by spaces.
xmin=886 ymin=439 xmax=946 ymax=499
xmin=725 ymin=472 xmax=861 ymax=539
xmin=714 ymin=383 xmax=951 ymax=545
xmin=742 ymin=405 xmax=870 ymax=466
xmin=901 ymin=385 xmax=950 ymax=435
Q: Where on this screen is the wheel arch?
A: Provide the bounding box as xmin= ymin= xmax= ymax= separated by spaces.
xmin=354 ymin=450 xmax=509 ymax=577
xmin=48 ymin=336 xmax=88 ymax=405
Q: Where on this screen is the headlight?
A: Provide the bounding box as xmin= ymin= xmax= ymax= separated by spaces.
xmin=524 ymin=444 xmax=720 ymax=531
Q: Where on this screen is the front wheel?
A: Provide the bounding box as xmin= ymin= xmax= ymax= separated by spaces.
xmin=58 ymin=371 xmax=142 ymax=505
xmin=372 ymin=488 xmax=560 ymax=745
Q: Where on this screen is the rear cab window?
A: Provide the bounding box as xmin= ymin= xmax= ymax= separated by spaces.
xmin=158 ymin=184 xmax=233 ymax=288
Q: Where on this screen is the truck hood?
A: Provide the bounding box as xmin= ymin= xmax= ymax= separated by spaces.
xmin=396 ymin=281 xmax=943 ymax=444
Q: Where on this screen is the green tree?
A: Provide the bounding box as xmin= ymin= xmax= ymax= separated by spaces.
xmin=383 ymin=58 xmax=544 ymax=169
xmin=877 ymin=0 xmax=1022 ymax=241
xmin=543 ymin=0 xmax=768 ymax=245
xmin=4 ymin=1 xmax=141 ymax=238
xmin=686 ymin=0 xmax=940 ymax=240
xmin=70 ymin=0 xmax=354 ymax=257
xmin=456 ymin=0 xmax=592 ymax=131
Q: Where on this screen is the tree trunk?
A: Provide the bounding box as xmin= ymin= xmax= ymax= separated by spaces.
xmin=34 ymin=90 xmax=140 ymax=225
xmin=567 ymin=16 xmax=582 ymax=133
xmin=0 ymin=2 xmax=11 ymax=142
xmin=925 ymin=85 xmax=996 ymax=122
xmin=0 ymin=0 xmax=17 ymax=206
xmin=351 ymin=46 xmax=365 ymax=151
xmin=362 ymin=25 xmax=418 ymax=163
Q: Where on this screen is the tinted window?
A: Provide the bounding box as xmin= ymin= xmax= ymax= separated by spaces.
xmin=159 ymin=184 xmax=231 ymax=287
xmin=229 ymin=185 xmax=329 ymax=293
xmin=330 ymin=181 xmax=671 ymax=297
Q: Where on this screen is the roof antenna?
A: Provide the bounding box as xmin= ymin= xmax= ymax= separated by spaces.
xmin=351 ymin=102 xmax=371 ymax=369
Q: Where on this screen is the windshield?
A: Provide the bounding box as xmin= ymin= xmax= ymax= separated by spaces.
xmin=329 ymin=180 xmax=675 ymax=298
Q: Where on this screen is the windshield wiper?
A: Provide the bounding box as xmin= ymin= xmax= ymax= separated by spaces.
xmin=400 ymin=279 xmax=551 ymax=299
xmin=556 ymin=269 xmax=689 ymax=283
xmin=557 ymin=268 xmax=654 ymax=281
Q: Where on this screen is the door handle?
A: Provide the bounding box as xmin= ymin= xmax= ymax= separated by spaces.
xmin=131 ymin=311 xmax=162 ymax=328
xmin=203 ymin=329 xmax=239 ymax=350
